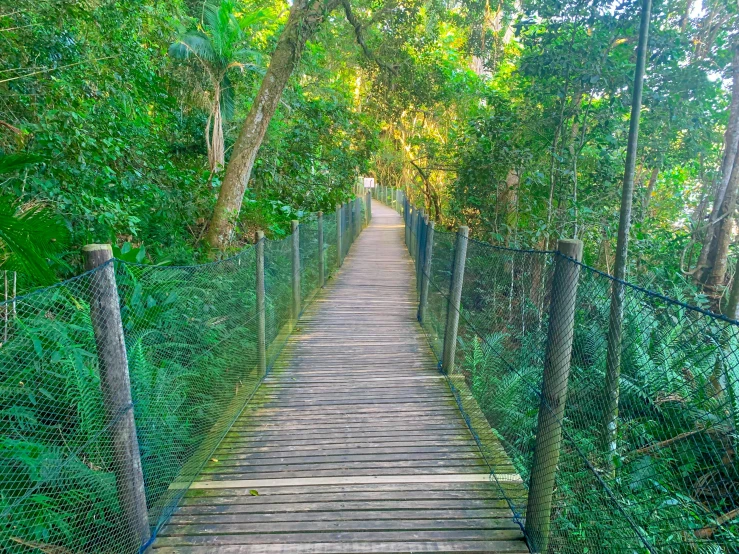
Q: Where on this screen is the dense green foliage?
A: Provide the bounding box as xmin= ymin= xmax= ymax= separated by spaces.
xmin=385 ymin=192 xmax=739 ymax=553
xmin=2 ymin=0 xmax=736 ymax=299
xmin=0 ymin=0 xmax=371 ymax=284
xmin=0 ymin=209 xmax=353 ymax=552
xmin=2 ymin=0 xmax=739 ymax=551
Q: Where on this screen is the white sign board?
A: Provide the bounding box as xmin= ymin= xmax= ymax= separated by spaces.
xmin=363 ymin=177 xmax=376 ymax=189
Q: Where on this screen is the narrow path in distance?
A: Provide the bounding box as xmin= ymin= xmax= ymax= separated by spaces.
xmin=152 ymin=201 xmax=528 ymax=553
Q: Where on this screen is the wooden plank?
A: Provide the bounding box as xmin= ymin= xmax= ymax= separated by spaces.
xmin=182 ymin=482 xmax=511 ymax=498
xmin=175 ymin=499 xmax=515 ymax=514
xmin=153 ymin=529 xmax=525 ymax=545
xmin=160 ymin=518 xmax=521 ymax=534
xmin=168 ymin=508 xmax=514 ymax=523
xmin=152 ymin=540 xmax=530 ymax=553
xmin=184 ymin=474 xmax=516 ymax=490
xmin=153 ymin=202 xmax=527 ymax=553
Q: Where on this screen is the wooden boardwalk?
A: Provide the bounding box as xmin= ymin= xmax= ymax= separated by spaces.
xmin=152 ymin=202 xmax=528 ymax=553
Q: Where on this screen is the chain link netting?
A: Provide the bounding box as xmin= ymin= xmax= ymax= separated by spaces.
xmin=389 ymin=194 xmax=739 ymax=554
xmin=0 ymin=201 xmax=366 ymax=553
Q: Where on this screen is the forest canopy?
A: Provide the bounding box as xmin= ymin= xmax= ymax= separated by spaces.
xmin=0 ymin=0 xmax=737 ymax=310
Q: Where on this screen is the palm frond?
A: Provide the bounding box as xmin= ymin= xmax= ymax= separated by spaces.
xmin=169 ymin=31 xmax=217 ymax=66
xmin=237 ymin=8 xmax=270 ymax=32
xmin=203 ymin=0 xmax=241 ymax=62
xmin=220 ymin=74 xmax=235 ymax=121
xmin=0 ymin=198 xmax=69 ymax=284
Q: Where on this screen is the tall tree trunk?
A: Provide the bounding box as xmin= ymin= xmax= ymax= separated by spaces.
xmin=205 ymin=0 xmax=340 ymax=249
xmin=503 ymin=169 xmax=520 ymax=243
xmin=695 ymin=42 xmax=739 ymax=282
xmin=704 ymin=154 xmax=739 ymax=311
xmin=603 ymin=0 xmax=651 ymax=474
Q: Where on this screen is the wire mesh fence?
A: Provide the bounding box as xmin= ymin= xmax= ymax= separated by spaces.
xmin=0 ymin=201 xmax=367 ymax=553
xmin=386 ymin=193 xmax=739 ymax=553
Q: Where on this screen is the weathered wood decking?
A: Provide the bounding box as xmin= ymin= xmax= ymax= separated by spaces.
xmin=152 ymin=202 xmax=528 ymax=553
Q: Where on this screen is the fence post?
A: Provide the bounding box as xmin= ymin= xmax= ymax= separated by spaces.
xmin=441 ymin=226 xmax=469 ymax=374
xmin=418 ymin=217 xmax=435 ymax=323
xmin=336 ymin=204 xmax=343 ymax=268
xmin=317 ymin=212 xmax=325 ymax=288
xmin=416 ymin=210 xmax=426 ymax=291
xmin=352 ymin=198 xmax=359 ymax=240
xmin=366 ymin=191 xmax=372 ymax=226
xmin=291 ymin=220 xmax=301 ymax=322
xmin=82 ymin=244 xmax=150 ymax=549
xmin=415 ymin=208 xmax=424 ymax=264
xmin=525 ymin=239 xmax=583 ymax=554
xmin=410 ymin=208 xmax=418 ymax=260
xmin=255 ymin=231 xmax=267 ymax=376
xmin=349 ymin=199 xmax=355 ymax=243
xmin=353 ymin=198 xmax=360 ymax=241
xmin=406 ymin=205 xmax=413 ymax=252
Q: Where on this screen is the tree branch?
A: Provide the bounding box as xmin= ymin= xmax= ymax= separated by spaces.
xmin=340 ymin=0 xmax=396 ymax=74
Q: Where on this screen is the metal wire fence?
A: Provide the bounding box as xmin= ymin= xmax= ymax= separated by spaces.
xmin=387 ymin=193 xmax=739 ymax=554
xmin=0 ymin=201 xmax=366 ymax=553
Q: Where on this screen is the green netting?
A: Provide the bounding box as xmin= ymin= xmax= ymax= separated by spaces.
xmin=0 ymin=268 xmax=132 ymax=553
xmin=391 ymin=195 xmax=739 ymax=554
xmin=0 ymin=205 xmax=365 ymax=553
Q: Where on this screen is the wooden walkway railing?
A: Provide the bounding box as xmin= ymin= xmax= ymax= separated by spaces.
xmin=151 ymin=202 xmax=528 ymax=553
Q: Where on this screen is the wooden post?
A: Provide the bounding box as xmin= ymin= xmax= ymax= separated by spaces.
xmin=317 ymin=212 xmax=325 ymax=288
xmin=255 ymin=231 xmax=267 ymax=376
xmin=415 ymin=208 xmax=424 ymax=267
xmin=441 ymin=226 xmax=469 ymax=374
xmin=82 ymin=244 xmax=150 ymax=549
xmin=3 ymin=270 xmax=7 ymax=343
xmin=418 ymin=217 xmax=435 ymax=323
xmin=354 ymin=198 xmax=361 ymax=240
xmin=416 ymin=211 xmax=426 ymax=291
xmin=525 ymin=239 xmax=583 ymax=554
xmin=406 ymin=205 xmax=413 ymax=252
xmin=347 ymin=202 xmax=353 ymax=248
xmin=366 ymin=191 xmax=372 ymax=226
xmin=351 ymin=199 xmax=357 ymax=241
xmin=410 ymin=208 xmax=418 ymax=261
xmin=336 ymin=204 xmax=343 ymax=268
xmin=291 ymin=220 xmax=301 ymax=321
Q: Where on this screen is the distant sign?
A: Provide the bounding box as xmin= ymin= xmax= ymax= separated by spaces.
xmin=363 ymin=177 xmax=376 ymax=189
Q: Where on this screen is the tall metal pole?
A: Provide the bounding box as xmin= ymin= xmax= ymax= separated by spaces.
xmin=604 ymin=0 xmax=652 ymax=471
